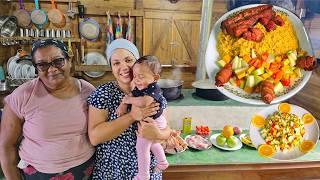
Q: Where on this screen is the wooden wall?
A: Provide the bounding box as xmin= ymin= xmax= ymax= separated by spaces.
xmin=0 ymin=0 xmax=228 ymax=88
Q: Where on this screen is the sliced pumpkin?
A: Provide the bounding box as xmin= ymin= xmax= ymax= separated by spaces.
xmin=258 ymin=144 xmax=275 ymax=158
xmin=278 ymin=103 xmax=292 ymax=114
xmin=299 ymin=140 xmax=315 ymax=153
xmin=251 ymin=115 xmax=266 ymax=128
xmin=302 ymin=113 xmax=315 ymax=124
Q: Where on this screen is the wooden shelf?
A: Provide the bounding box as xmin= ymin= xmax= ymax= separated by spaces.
xmin=7 ymin=0 xmax=78 ymax=2
xmin=0 ymin=37 xmax=81 ymax=43
xmin=74 ymin=65 xmax=111 ymax=72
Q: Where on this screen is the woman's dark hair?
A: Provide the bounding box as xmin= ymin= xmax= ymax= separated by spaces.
xmin=134 ymin=55 xmax=161 ymax=74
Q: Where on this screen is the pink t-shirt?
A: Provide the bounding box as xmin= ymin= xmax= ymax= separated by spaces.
xmin=4 ymin=78 xmax=95 ymax=173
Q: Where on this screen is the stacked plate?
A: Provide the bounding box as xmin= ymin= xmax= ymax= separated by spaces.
xmin=7 ymin=55 xmax=36 ymax=80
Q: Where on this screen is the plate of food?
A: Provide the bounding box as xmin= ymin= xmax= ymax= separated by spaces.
xmin=185 ymin=134 xmax=212 ymax=150
xmin=161 ymin=133 xmax=188 ymax=154
xmin=205 ymin=4 xmax=316 ymax=105
xmin=239 ymin=133 xmax=255 ymax=148
xmin=250 ymin=103 xmax=319 ymax=160
xmin=210 ymin=133 xmax=242 ymax=151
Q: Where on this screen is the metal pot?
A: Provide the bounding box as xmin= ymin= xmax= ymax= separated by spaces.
xmin=0 ymin=16 xmax=17 ymax=37
xmin=192 ymin=79 xmax=228 ymax=101
xmin=158 ymin=79 xmax=183 ymax=101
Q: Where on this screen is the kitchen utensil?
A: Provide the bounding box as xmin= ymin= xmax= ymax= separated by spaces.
xmin=0 ymin=16 xmax=17 ymax=37
xmin=13 ymin=0 xmax=31 ymax=28
xmin=205 ymin=4 xmax=314 ymax=105
xmin=192 ymin=79 xmax=228 ymax=101
xmin=250 ymin=104 xmax=319 ymax=160
xmin=67 ymin=39 xmax=74 ymax=57
xmin=31 ymin=0 xmax=48 ymax=29
xmin=78 ymin=4 xmax=100 ymax=41
xmin=67 ymin=0 xmax=77 ymax=19
xmin=45 ymin=29 xmax=50 ymax=38
xmin=51 ymin=29 xmax=55 ymax=38
xmin=158 ymin=79 xmax=183 ymax=101
xmin=83 ymin=52 xmax=108 ymax=78
xmin=56 ymin=29 xmax=61 ymax=38
xmin=48 ymin=0 xmax=66 ymax=28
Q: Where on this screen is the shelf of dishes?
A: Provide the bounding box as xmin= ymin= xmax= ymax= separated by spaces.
xmin=6 ymin=0 xmax=78 ymax=2
xmin=0 ymin=37 xmax=80 ymax=44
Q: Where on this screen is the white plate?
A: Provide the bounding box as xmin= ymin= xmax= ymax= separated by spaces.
xmin=8 ymin=56 xmax=19 ymax=78
xmin=205 ymin=4 xmax=313 ymax=105
xmin=210 ymin=133 xmax=243 ymax=151
xmin=13 ymin=64 xmax=22 ymax=79
xmin=21 ymin=64 xmax=29 ymax=78
xmin=249 ymin=104 xmax=319 ymax=160
xmin=239 ymin=133 xmax=255 ymax=148
xmin=83 ymin=52 xmax=108 ymax=78
xmin=185 ymin=135 xmax=212 ymax=150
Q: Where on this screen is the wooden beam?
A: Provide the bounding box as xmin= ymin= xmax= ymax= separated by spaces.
xmin=74 ymin=65 xmax=111 ymax=72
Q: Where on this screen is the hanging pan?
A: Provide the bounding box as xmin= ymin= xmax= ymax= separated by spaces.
xmin=47 ymin=0 xmax=66 ymax=28
xmin=13 ymin=0 xmax=31 ymax=28
xmin=31 ymin=0 xmax=48 ymax=29
xmin=78 ymin=4 xmax=100 ymax=41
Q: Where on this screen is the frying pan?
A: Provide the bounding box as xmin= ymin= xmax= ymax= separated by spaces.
xmin=47 ymin=0 xmax=66 ymax=28
xmin=78 ymin=4 xmax=100 ymax=41
xmin=13 ymin=0 xmax=31 ymax=28
xmin=31 ymin=0 xmax=48 ymax=29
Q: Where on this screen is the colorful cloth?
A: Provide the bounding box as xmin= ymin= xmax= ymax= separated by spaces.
xmin=22 ymin=155 xmax=94 ymax=180
xmin=126 ymin=11 xmax=132 ymax=42
xmin=106 ymin=11 xmax=114 ymax=46
xmin=31 ymin=39 xmax=69 ymax=58
xmin=115 ymin=13 xmax=123 ymax=39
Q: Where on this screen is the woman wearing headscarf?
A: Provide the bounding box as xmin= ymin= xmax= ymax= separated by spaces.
xmin=0 ymin=39 xmax=95 ymax=179
xmin=88 ymin=39 xmax=172 ymax=179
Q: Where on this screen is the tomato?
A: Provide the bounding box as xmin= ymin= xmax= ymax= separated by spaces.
xmin=281 ymin=79 xmax=290 ymax=86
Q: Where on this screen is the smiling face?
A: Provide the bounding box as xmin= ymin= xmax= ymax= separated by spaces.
xmin=110 ymin=49 xmax=136 ymax=88
xmin=132 ymin=63 xmax=158 ymax=90
xmin=33 ymin=45 xmax=71 ymax=89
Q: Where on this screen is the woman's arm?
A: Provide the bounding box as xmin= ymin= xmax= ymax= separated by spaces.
xmin=0 ymin=104 xmax=23 ymax=180
xmin=88 ymin=102 xmax=160 ymax=146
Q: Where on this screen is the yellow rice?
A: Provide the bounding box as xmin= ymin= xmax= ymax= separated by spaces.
xmin=217 ymin=14 xmax=299 ymax=58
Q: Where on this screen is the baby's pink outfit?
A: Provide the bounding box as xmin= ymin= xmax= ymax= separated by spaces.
xmin=135 ymin=115 xmax=169 ymax=180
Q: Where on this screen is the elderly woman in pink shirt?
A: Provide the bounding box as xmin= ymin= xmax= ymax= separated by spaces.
xmin=0 ymin=39 xmax=95 ymax=179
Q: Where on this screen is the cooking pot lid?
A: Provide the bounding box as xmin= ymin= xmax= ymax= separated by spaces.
xmin=158 ymin=79 xmax=183 ymax=88
xmin=192 ymin=79 xmax=217 ymax=89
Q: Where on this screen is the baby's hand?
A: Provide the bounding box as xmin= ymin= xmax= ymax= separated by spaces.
xmin=116 ymin=103 xmax=127 ymax=116
xmin=122 ymin=95 xmax=131 ymax=104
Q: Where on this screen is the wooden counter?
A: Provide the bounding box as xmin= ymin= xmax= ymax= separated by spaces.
xmin=163 ymin=131 xmax=320 ymax=180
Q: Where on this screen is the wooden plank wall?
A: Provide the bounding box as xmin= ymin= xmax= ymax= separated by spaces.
xmin=0 ymin=0 xmax=228 ymax=88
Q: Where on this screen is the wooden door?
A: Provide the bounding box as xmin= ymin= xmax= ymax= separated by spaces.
xmin=143 ymin=11 xmax=200 ymax=67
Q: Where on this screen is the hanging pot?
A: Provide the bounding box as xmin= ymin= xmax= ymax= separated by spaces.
xmin=31 ymin=0 xmax=48 ymax=29
xmin=78 ymin=4 xmax=100 ymax=41
xmin=13 ymin=0 xmax=31 ymax=28
xmin=47 ymin=0 xmax=66 ymax=28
